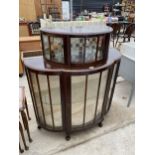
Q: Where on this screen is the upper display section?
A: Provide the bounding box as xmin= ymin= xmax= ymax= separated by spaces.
xmin=40 ymin=24 xmax=112 ymax=36
xmin=40 ymin=22 xmax=113 ymax=69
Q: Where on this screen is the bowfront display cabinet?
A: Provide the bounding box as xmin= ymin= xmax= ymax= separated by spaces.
xmin=24 ymin=23 xmax=121 ymax=140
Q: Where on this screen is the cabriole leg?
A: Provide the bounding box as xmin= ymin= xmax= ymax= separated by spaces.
xmin=21 ymin=111 xmax=32 ymax=142
xmin=19 ymin=121 xmax=29 ymax=150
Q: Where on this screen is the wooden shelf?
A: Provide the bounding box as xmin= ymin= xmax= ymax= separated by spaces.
xmin=19 ymin=36 xmax=41 ymax=42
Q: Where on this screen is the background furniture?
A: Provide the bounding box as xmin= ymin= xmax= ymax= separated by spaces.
xmin=62 ymin=1 xmax=71 ymax=20
xmin=28 ymin=22 xmax=41 ymax=36
xmin=38 ymin=0 xmax=62 ymax=18
xmin=19 ymin=0 xmax=62 ymax=21
xmin=19 ymin=36 xmax=42 ymax=55
xmin=115 ymin=23 xmax=135 ymax=47
xmin=19 ymin=87 xmax=31 ymax=120
xmin=19 ymin=22 xmax=29 ymax=37
xmin=19 ymin=87 xmax=32 ymax=153
xmin=20 ymin=21 xmax=40 ymax=37
xmin=19 ymin=51 xmax=24 ymax=76
xmin=119 ymin=42 xmax=135 ymax=107
xmin=19 ymin=120 xmax=28 ymax=153
xmin=48 ymin=6 xmax=61 ymax=20
xmin=107 ymin=21 xmax=132 ymax=47
xmin=122 ymin=0 xmax=135 ymax=13
xmin=107 ymin=22 xmax=122 ymax=47
xmin=19 ymin=36 xmax=42 ymax=76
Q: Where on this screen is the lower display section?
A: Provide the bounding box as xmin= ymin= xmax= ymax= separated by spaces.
xmin=25 ymin=61 xmax=119 ymax=138
xmin=24 ymin=49 xmax=121 ymax=140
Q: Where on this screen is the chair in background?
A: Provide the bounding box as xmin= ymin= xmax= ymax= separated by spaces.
xmin=19 ymin=109 xmax=32 ymax=153
xmin=107 ymin=23 xmax=122 ymax=47
xmin=19 ymin=120 xmax=29 ymax=153
xmin=19 ymin=86 xmax=32 ymax=153
xmin=19 ymin=86 xmax=31 ymax=120
xmin=115 ymin=23 xmax=135 ymax=47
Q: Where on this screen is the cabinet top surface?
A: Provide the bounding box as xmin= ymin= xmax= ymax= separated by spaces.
xmin=40 ymin=24 xmax=112 ymax=36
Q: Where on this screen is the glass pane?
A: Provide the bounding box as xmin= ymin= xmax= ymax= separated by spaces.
xmin=71 ymin=71 xmax=108 ymax=126
xmin=38 ymin=74 xmax=53 ymax=127
xmin=49 ymin=76 xmax=62 ymax=127
xmin=96 ymin=70 xmax=108 ymax=116
xmin=85 ymin=73 xmax=100 ymax=123
xmin=97 ymin=36 xmax=106 ymax=61
xmin=30 ymin=72 xmax=44 ymax=124
xmin=43 ymin=35 xmax=50 ymax=59
xmin=71 ymin=76 xmax=85 ymax=126
xmin=49 ymin=37 xmax=64 ymax=63
xmin=71 ymin=36 xmax=106 ymax=64
xmin=42 ymin=35 xmax=64 ymax=63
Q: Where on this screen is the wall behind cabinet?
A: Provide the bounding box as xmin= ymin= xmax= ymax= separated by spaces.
xmin=19 ymin=0 xmax=62 ymax=20
xmin=19 ymin=0 xmax=37 ymax=20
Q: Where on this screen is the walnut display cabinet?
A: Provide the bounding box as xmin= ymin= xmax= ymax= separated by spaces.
xmin=24 ymin=23 xmax=121 ymax=140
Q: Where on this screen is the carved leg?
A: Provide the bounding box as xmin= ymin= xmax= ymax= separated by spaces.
xmin=19 ymin=143 xmax=24 ymax=153
xmin=19 ymin=121 xmax=29 ymax=150
xmin=21 ymin=111 xmax=33 ymax=142
xmin=24 ymin=97 xmax=31 ymax=120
